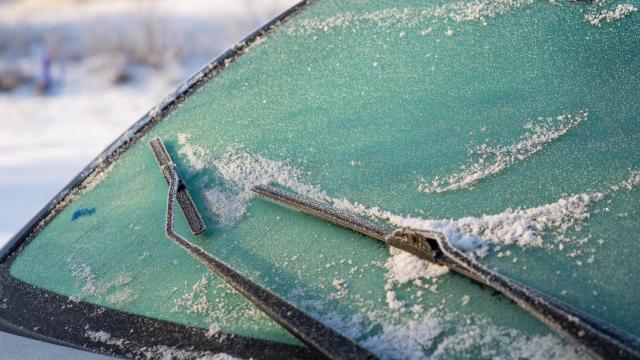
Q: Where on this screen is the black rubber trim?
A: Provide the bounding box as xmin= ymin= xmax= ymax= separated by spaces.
xmin=0 ymin=263 xmax=319 ymax=359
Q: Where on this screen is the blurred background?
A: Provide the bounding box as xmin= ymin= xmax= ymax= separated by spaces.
xmin=0 ymin=0 xmax=298 ymax=247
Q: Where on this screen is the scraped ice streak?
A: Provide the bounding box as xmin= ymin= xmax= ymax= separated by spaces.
xmin=333 ymin=190 xmax=602 ymax=254
xmin=419 ymin=111 xmax=588 ymax=194
xmin=286 ymin=0 xmax=537 ymax=36
xmin=178 ymin=132 xmax=596 ymax=247
xmin=178 ymin=133 xmax=328 ymax=227
xmin=585 ymin=2 xmax=637 ymax=26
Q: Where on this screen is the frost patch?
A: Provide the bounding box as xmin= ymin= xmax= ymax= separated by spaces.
xmin=205 ymin=145 xmax=328 ymax=226
xmin=419 ymin=111 xmax=588 ymax=194
xmin=206 ymin=324 xmax=221 ymax=339
xmin=69 ymin=262 xmax=133 ymax=297
xmin=333 ymin=190 xmax=602 ymax=256
xmin=431 ymin=318 xmax=582 ymax=359
xmin=211 ymin=144 xmax=328 ymax=201
xmin=385 ymin=290 xmax=406 ymax=311
xmin=170 ymin=273 xmax=276 ymax=335
xmin=177 ymin=133 xmax=209 ymax=172
xmin=386 ymin=247 xmax=449 ymax=285
xmin=330 ymin=278 xmax=349 ymax=299
xmin=586 ymin=3 xmax=637 ymax=26
xmin=202 ymin=187 xmax=248 ymax=227
xmin=173 ymin=274 xmax=212 ymax=314
xmin=136 ymin=346 xmax=242 ymax=360
xmin=85 ymin=329 xmax=128 ymax=348
xmin=363 ymin=318 xmax=443 ymax=360
xmin=106 ymin=288 xmax=138 ymax=306
xmin=287 ymin=0 xmax=538 ymax=36
xmin=610 ymin=168 xmax=640 ymax=192
xmin=176 ymin=135 xmax=328 ymax=227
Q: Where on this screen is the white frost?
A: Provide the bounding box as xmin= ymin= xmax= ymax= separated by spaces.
xmin=287 ymin=0 xmax=538 ymax=36
xmin=177 ymin=133 xmax=208 ymax=172
xmin=372 ymin=192 xmax=602 ymax=284
xmin=431 ymin=318 xmax=582 ymax=359
xmin=202 ymin=187 xmax=248 ymax=227
xmin=386 ymin=247 xmax=449 ymax=285
xmin=385 ymin=290 xmax=406 ymax=311
xmin=177 ymin=134 xmax=635 ymax=257
xmin=586 ymin=3 xmax=637 ymax=26
xmin=419 ymin=111 xmax=588 ymax=194
xmin=612 ymin=168 xmax=640 ymax=191
xmin=69 ymin=262 xmax=133 ymax=298
xmin=176 ymin=138 xmax=328 ymax=227
xmin=333 ymin=190 xmax=602 ymax=254
xmin=177 ymin=135 xmax=638 ymax=285
xmin=363 ymin=318 xmax=443 ymax=360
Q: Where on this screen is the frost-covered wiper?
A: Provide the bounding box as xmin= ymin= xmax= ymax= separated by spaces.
xmin=150 ymin=138 xmax=376 ymax=360
xmin=252 ymin=184 xmax=640 ymax=360
xmin=150 ymin=138 xmax=207 ymax=235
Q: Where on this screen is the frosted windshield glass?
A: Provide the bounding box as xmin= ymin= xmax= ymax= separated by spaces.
xmin=9 ymin=0 xmax=640 ymax=358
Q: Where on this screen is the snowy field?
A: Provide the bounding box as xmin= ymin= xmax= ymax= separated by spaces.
xmin=0 ymin=0 xmax=298 ymax=247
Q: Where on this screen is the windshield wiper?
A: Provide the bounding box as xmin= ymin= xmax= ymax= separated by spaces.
xmin=150 ymin=138 xmax=206 ymax=235
xmin=150 ymin=138 xmax=376 ymax=360
xmin=252 ymin=184 xmax=640 ymax=360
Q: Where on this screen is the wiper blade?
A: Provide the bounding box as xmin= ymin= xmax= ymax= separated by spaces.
xmin=150 ymin=138 xmax=376 ymax=360
xmin=252 ymin=184 xmax=640 ymax=360
xmin=150 ymin=139 xmax=206 ymax=235
xmin=252 ymin=183 xmax=389 ymax=241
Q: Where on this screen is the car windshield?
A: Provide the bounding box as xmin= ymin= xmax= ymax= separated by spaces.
xmin=2 ymin=0 xmax=639 ymax=358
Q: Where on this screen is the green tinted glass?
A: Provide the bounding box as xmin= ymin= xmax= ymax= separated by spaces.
xmin=9 ymin=0 xmax=640 ymax=358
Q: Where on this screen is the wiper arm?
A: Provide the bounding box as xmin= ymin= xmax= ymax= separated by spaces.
xmin=150 ymin=138 xmax=206 ymax=235
xmin=150 ymin=138 xmax=376 ymax=360
xmin=252 ymin=184 xmax=640 ymax=360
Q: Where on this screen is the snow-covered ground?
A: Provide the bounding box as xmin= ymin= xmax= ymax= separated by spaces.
xmin=0 ymin=0 xmax=298 ymax=247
